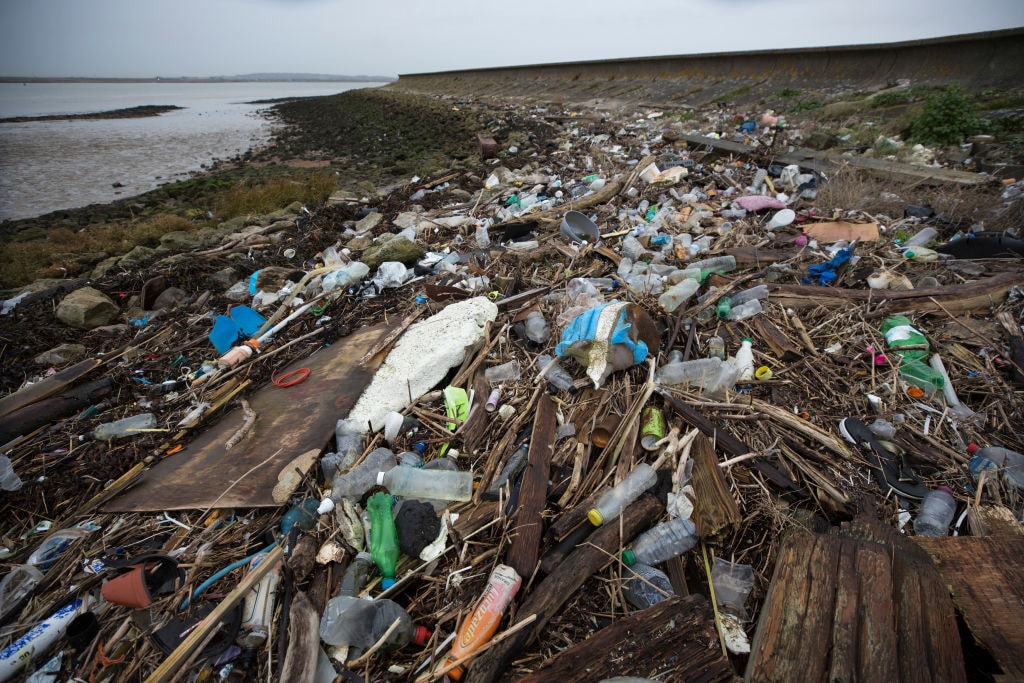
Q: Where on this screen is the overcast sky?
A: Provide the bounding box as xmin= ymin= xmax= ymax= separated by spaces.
xmin=1 ymin=0 xmax=1022 ymax=78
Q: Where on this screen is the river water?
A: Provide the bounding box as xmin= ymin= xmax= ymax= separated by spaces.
xmin=0 ymin=81 xmax=387 ymax=221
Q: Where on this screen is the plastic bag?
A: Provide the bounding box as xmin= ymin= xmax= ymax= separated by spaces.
xmin=711 ymin=558 xmax=754 ymax=621
xmin=555 ymin=302 xmax=658 ymax=388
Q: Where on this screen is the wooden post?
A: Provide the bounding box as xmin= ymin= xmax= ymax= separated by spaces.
xmin=506 ymin=394 xmax=557 ymax=580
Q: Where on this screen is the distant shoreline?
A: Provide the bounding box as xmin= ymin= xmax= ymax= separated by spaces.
xmin=0 ymin=75 xmax=395 ymax=84
xmin=0 ymin=104 xmax=183 ymax=123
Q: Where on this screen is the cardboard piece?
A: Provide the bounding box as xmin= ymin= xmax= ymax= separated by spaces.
xmin=105 ymin=323 xmax=394 ymax=511
xmin=804 ymin=221 xmax=880 ymax=242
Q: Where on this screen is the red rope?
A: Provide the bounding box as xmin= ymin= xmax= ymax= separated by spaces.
xmin=271 ymin=368 xmax=309 ymax=387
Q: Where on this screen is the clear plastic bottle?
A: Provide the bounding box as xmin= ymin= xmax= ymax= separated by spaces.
xmin=322 ymin=262 xmax=370 ymax=293
xmin=967 ymin=445 xmax=1023 ymax=489
xmin=537 ymin=354 xmax=575 ymax=392
xmin=88 ymin=413 xmax=157 ymax=441
xmin=320 ymin=596 xmax=429 ymax=650
xmin=334 ymin=418 xmax=364 ymax=471
xmin=622 ymin=517 xmax=699 ymax=567
xmin=707 ymin=336 xmax=725 ymax=360
xmin=588 ymin=463 xmax=658 ymax=526
xmin=655 ymin=357 xmax=723 ymax=388
xmin=475 ymin=223 xmax=490 ymax=249
xmin=913 ymin=486 xmax=956 ymax=536
xmin=727 ymin=298 xmax=763 ymax=321
xmin=902 ymin=246 xmax=940 ymax=262
xmin=376 ymin=466 xmax=473 ymax=502
xmin=367 ymin=491 xmax=400 ymax=589
xmin=903 ymin=226 xmax=938 ymax=247
xmin=338 ymin=552 xmax=374 ymax=598
xmin=524 ymin=311 xmax=549 ymax=343
xmin=715 ymin=296 xmax=733 ymax=320
xmin=689 ymin=255 xmax=737 ymax=274
xmin=730 ymin=284 xmax=769 ymax=307
xmin=485 ymin=361 xmax=521 ymax=384
xmin=657 ymin=278 xmax=699 ymax=313
xmin=484 ymin=443 xmax=529 ymax=500
xmin=318 ymin=448 xmax=398 ymax=514
xmin=622 ymin=563 xmax=675 ymax=609
xmin=733 ymin=338 xmax=755 ymax=382
xmin=0 ymin=456 xmax=22 ymax=492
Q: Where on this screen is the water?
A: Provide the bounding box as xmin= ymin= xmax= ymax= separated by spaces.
xmin=0 ymin=81 xmax=387 ymax=221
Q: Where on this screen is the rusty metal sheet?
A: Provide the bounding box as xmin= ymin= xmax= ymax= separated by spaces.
xmin=104 ymin=323 xmax=394 ymax=511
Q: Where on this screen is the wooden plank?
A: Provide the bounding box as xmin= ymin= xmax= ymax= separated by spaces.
xmin=0 ymin=357 xmax=101 ymax=419
xmin=465 ymin=493 xmax=664 ymax=683
xmin=0 ymin=376 xmax=112 ymax=444
xmin=506 ymin=394 xmax=557 ymax=579
xmin=105 ymin=322 xmax=394 ymax=511
xmin=515 ymin=595 xmax=733 ymax=683
xmin=747 ymin=316 xmax=804 ymax=363
xmin=690 ymin=435 xmax=741 ymax=542
xmin=914 ymin=536 xmax=1024 ymax=680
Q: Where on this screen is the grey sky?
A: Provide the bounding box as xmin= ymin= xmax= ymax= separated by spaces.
xmin=1 ymin=0 xmax=1023 ymax=78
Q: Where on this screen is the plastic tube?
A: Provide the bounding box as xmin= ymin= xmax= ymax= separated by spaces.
xmin=180 ymin=544 xmax=275 ymax=610
xmin=443 ymin=564 xmax=522 ymax=680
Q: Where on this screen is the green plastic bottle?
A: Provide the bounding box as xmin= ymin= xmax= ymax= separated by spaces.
xmin=715 ymin=296 xmax=733 ymax=320
xmin=367 ymin=492 xmax=399 ymax=589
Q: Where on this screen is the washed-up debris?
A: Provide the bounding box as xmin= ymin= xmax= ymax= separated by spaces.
xmin=1 ymin=89 xmax=1023 ymax=683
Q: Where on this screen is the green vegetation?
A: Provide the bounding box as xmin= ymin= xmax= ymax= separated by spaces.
xmin=871 ymin=91 xmax=912 ymax=108
xmin=789 ymin=99 xmax=823 ymax=113
xmin=720 ymin=85 xmax=751 ymax=101
xmin=907 ymin=84 xmax=986 ymax=145
xmin=777 ymin=88 xmax=802 ymax=98
xmin=213 ymin=170 xmax=335 ymax=220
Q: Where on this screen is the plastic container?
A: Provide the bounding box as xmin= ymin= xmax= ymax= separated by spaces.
xmin=537 ymin=354 xmax=575 ymax=392
xmin=656 ymin=357 xmax=723 ymax=388
xmin=623 ymin=517 xmax=699 ymax=567
xmin=475 ymin=224 xmax=490 ymax=249
xmin=320 ymin=596 xmax=429 ymax=650
xmin=367 ymin=491 xmax=400 ymax=589
xmin=733 ymin=338 xmax=755 ymax=382
xmin=715 ymin=296 xmax=733 ymax=320
xmin=88 ymin=413 xmax=157 ymax=441
xmin=0 ymin=597 xmax=88 ymax=680
xmin=711 ymin=558 xmax=754 ymax=620
xmin=218 ymin=339 xmax=259 ymax=370
xmin=319 ymin=448 xmax=398 ymax=514
xmin=0 ymin=565 xmax=44 ymax=616
xmin=376 ymin=466 xmax=473 ymax=502
xmin=967 ymin=445 xmax=1023 ymax=489
xmin=239 ymin=555 xmax=282 ymax=648
xmin=484 ymin=443 xmax=530 ymax=499
xmin=902 ymin=246 xmax=940 ymax=262
xmin=322 ymin=262 xmax=369 ymax=293
xmin=730 ymin=284 xmax=769 ymax=307
xmin=903 ymin=226 xmax=938 ymax=247
xmin=334 ymin=418 xmax=363 ymax=471
xmin=622 ymin=563 xmax=675 ymax=609
xmin=524 ymin=311 xmax=549 ymax=343
xmin=707 ymin=336 xmax=725 ymax=360
xmin=484 ymin=360 xmax=521 ymax=384
xmin=0 ymin=456 xmax=22 ymax=491
xmin=588 ymin=463 xmax=659 ymax=526
xmin=727 ymin=299 xmax=763 ymax=322
xmin=657 ymin=278 xmax=699 ymax=313
xmin=339 ymin=552 xmax=374 ymax=598
xmin=27 ymin=527 xmax=93 ymax=568
xmin=444 ymin=564 xmax=522 ymax=680
xmin=913 ymin=486 xmax=956 ymax=536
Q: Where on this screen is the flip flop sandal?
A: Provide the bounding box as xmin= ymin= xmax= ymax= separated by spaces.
xmin=838 ymin=417 xmax=929 ymax=500
xmin=100 ymin=553 xmax=185 ymax=609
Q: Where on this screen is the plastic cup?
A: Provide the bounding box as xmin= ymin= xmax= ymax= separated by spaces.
xmin=560 ymin=211 xmax=601 ymax=245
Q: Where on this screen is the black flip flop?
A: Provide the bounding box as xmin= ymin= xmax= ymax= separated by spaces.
xmin=839 ymin=417 xmax=929 ymax=500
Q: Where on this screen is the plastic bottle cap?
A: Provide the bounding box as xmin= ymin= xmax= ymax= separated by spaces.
xmin=413 ymin=625 xmax=431 ymax=646
xmin=966 ymin=443 xmax=979 ymax=455
xmin=381 ymin=577 xmax=397 ymax=590
xmin=622 ymin=549 xmax=636 ymax=566
xmin=742 ymin=337 xmax=753 ymax=344
xmin=376 ymin=471 xmax=386 ymax=486
xmin=754 ymin=366 xmax=773 ymax=381
xmin=316 ymin=498 xmax=335 ymax=515
xmin=586 ymin=508 xmax=604 ymax=526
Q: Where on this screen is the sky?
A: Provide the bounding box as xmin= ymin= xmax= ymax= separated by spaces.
xmin=1 ymin=0 xmax=1023 ymax=79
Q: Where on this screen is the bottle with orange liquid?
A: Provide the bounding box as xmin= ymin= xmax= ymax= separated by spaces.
xmin=442 ymin=564 xmax=521 ymax=680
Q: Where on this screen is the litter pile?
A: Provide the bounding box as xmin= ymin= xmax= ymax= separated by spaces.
xmin=1 ymin=98 xmax=1024 ymax=683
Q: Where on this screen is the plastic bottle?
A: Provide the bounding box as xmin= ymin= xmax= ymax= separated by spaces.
xmin=280 ymin=498 xmax=320 ymax=535
xmin=0 ymin=565 xmax=44 ymax=616
xmin=913 ymin=486 xmax=957 ymax=536
xmin=367 ymin=491 xmax=400 ymax=589
xmin=657 ymin=278 xmax=699 ymax=313
xmin=655 ymin=357 xmax=723 ymax=388
xmin=730 ymin=284 xmax=769 ymax=307
xmin=376 ymin=466 xmax=473 ymax=502
xmin=733 ymin=338 xmax=755 ymax=382
xmin=689 ymin=255 xmax=737 ymax=274
xmin=967 ymin=444 xmax=1023 ymax=489
xmin=727 ymin=298 xmax=763 ymax=321
xmin=484 ymin=360 xmax=521 ymax=384
xmin=320 ymin=596 xmax=429 ymax=650
xmin=880 ymin=315 xmax=928 ymax=362
xmin=622 ymin=563 xmax=675 ymax=609
xmin=588 ymin=463 xmax=659 ymax=526
xmin=339 ymin=552 xmax=374 ymax=598
xmin=318 ymin=448 xmax=398 ymax=514
xmin=537 ymin=354 xmax=575 ymax=392
xmin=707 ymin=336 xmax=725 ymax=360
xmin=443 ymin=564 xmax=522 ymax=680
xmin=484 ymin=443 xmax=529 ymax=500
xmin=335 ymin=418 xmax=364 ymax=471
xmin=475 ymin=224 xmax=490 ymax=249
xmin=322 ymin=262 xmax=369 ymax=293
xmin=218 ymin=339 xmax=259 ymax=370
xmin=26 ymin=527 xmax=93 ymax=568
xmin=715 ymin=296 xmax=733 ymax=320
xmin=622 ymin=517 xmax=699 ymax=567
xmin=238 ymin=555 xmax=282 ymax=648
xmin=0 ymin=456 xmax=22 ymax=491
xmin=902 ymin=246 xmax=940 ymax=262
xmin=903 ymin=226 xmax=938 ymax=247
xmin=86 ymin=413 xmax=157 ymax=441
xmin=524 ymin=311 xmax=549 ymax=343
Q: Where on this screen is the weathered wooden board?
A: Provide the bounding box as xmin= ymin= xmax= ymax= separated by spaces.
xmin=914 ymin=536 xmax=1024 ymax=681
xmin=105 ymin=323 xmax=393 ymax=511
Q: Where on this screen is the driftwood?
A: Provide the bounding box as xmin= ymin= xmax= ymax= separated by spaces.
xmin=515 ymin=595 xmax=733 ymax=683
xmin=506 ymin=393 xmax=557 ymax=579
xmin=465 ymin=492 xmax=664 ymax=683
xmin=279 ymin=592 xmax=320 ymax=683
xmin=690 ymin=435 xmax=741 ymax=542
xmin=0 ymin=357 xmax=101 ymax=419
xmin=0 ymin=376 xmax=112 ymax=444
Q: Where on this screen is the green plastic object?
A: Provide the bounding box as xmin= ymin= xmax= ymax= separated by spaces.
xmin=879 ymin=315 xmax=928 ymax=363
xmin=281 ymin=498 xmax=320 ymax=535
xmin=715 ymin=296 xmax=733 ymax=320
xmin=367 ymin=492 xmax=399 ymax=589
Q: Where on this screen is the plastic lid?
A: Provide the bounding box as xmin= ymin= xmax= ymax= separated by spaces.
xmin=316 ymin=498 xmax=335 ymax=515
xmin=622 ymin=549 xmax=637 ymax=566
xmin=936 ymin=485 xmax=953 ymax=494
xmin=381 ymin=577 xmax=396 ymax=590
xmin=412 ymin=625 xmax=431 ymax=646
xmin=586 ymin=508 xmax=604 ymax=526
xmin=742 ymin=337 xmax=753 ymax=344
xmin=966 ymin=443 xmax=980 ymax=455
xmin=376 ymin=471 xmax=386 ymax=486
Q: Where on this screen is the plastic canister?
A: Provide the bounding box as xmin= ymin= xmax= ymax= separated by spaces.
xmin=913 ymin=486 xmax=956 ymax=536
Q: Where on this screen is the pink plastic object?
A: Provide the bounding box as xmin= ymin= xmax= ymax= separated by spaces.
xmin=735 ymin=195 xmax=787 ymax=212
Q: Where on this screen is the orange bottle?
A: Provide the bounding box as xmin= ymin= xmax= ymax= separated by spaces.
xmin=443 ymin=564 xmax=521 ymax=680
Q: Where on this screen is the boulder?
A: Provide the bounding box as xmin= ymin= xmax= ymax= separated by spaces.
xmin=361 ymin=237 xmax=425 ymax=270
xmin=34 ymin=343 xmax=87 ymax=366
xmin=56 ymin=286 xmax=119 ymax=330
xmin=152 ymin=287 xmax=188 ymax=311
xmin=159 ymin=231 xmax=200 ymax=250
xmin=117 ymin=245 xmax=157 ymax=270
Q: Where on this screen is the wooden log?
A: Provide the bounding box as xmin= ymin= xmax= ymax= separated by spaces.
xmin=515 ymin=595 xmax=733 ymax=683
xmin=690 ymin=435 xmax=741 ymax=542
xmin=507 ymin=394 xmax=557 ymax=579
xmin=0 ymin=357 xmax=101 ymax=419
xmin=279 ymin=591 xmax=319 ymax=683
xmin=0 ymin=376 xmax=113 ymax=444
xmin=464 ymin=493 xmax=664 ymax=683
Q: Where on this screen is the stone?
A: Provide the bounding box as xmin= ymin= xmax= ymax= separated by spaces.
xmin=34 ymin=343 xmax=87 ymax=366
xmin=393 ymin=212 xmax=421 ymax=230
xmin=152 ymin=287 xmax=188 ymax=311
xmin=117 ymin=245 xmax=157 ymax=270
xmin=354 ymin=211 xmax=383 ymax=235
xmin=208 ymin=267 xmax=238 ymax=290
xmin=159 ymin=231 xmax=200 ymax=250
xmin=56 ymin=286 xmax=119 ymax=330
xmin=346 ymin=235 xmax=372 ymax=251
xmin=91 ymin=255 xmax=122 ymax=279
xmin=361 ymin=237 xmax=425 ymax=270
xmin=804 ymin=130 xmax=840 ymax=150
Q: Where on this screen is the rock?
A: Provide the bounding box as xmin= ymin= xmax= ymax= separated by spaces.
xmin=450 ymin=189 xmax=472 ymax=202
xmin=34 ymin=343 xmax=87 ymax=366
xmin=354 ymin=211 xmax=383 ymax=235
xmin=804 ymin=130 xmax=840 ymax=150
xmin=56 ymin=286 xmax=119 ymax=329
xmin=208 ymin=267 xmax=238 ymax=290
xmin=152 ymin=287 xmax=188 ymax=311
xmin=91 ymin=255 xmax=122 ymax=279
xmin=393 ymin=212 xmax=421 ymax=230
xmin=346 ymin=235 xmax=373 ymax=251
xmin=159 ymin=231 xmax=200 ymax=250
xmin=117 ymin=245 xmax=157 ymax=270
xmin=361 ymin=237 xmax=425 ymax=270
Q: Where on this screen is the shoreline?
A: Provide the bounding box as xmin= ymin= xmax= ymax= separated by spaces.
xmin=0 ymin=104 xmax=182 ymax=123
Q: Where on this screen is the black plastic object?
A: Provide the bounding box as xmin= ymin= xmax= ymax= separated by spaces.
xmin=838 ymin=418 xmax=928 ymax=500
xmin=904 ymin=204 xmax=936 ymax=219
xmin=498 ymin=220 xmax=538 ymax=242
xmin=395 ymin=500 xmax=441 ymax=558
xmin=934 ymin=232 xmax=1024 ymax=259
xmin=151 ymin=601 xmax=243 ymax=660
